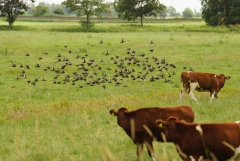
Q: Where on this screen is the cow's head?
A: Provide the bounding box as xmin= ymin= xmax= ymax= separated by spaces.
xmin=217 ymin=74 xmax=231 ymax=89
xmin=155 ymin=116 xmax=179 ymax=141
xmin=109 ymin=107 xmax=128 ymax=116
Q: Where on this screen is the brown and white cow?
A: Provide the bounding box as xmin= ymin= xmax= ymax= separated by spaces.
xmin=109 ymin=106 xmax=194 ymax=161
xmin=156 ymin=117 xmax=240 ymax=161
xmin=180 ymin=71 xmax=231 ymax=102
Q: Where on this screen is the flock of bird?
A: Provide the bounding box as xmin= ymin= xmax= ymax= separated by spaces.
xmin=11 ymin=39 xmax=191 ymax=89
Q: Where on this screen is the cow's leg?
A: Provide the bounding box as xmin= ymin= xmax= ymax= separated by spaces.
xmin=210 ymin=90 xmax=218 ymax=102
xmin=144 ymin=140 xmax=156 ymax=161
xmin=189 ymin=82 xmax=198 ymax=102
xmin=136 ymin=143 xmax=143 ymax=161
xmin=180 ymin=83 xmax=187 ymax=101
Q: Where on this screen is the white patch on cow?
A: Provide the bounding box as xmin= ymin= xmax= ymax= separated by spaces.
xmin=210 ymin=91 xmax=217 ymax=103
xmin=198 ymin=156 xmax=203 ymax=161
xmin=228 ymin=145 xmax=240 ymax=160
xmin=189 ymin=155 xmax=203 ymax=161
xmin=215 ymin=74 xmax=217 ymax=77
xmin=235 ymin=145 xmax=240 ymax=154
xmin=189 ymin=82 xmax=199 ymax=102
xmin=151 ymin=153 xmax=156 ymax=161
xmin=196 ymin=125 xmax=202 ymax=133
xmin=235 ymin=121 xmax=240 ymax=124
xmin=189 ymin=156 xmax=195 ymax=161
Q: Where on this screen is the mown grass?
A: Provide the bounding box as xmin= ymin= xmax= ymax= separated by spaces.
xmin=1 ymin=18 xmax=240 ymax=33
xmin=0 ymin=20 xmax=240 ymax=160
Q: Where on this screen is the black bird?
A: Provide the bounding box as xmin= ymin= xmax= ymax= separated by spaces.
xmin=139 ymin=54 xmax=145 ymax=57
xmin=149 ymin=49 xmax=154 ymax=52
xmin=120 ymin=38 xmax=125 ymax=43
xmin=105 ymin=51 xmax=109 ymax=56
xmin=25 ymin=53 xmax=30 ymax=56
xmin=189 ymin=67 xmax=194 ymax=71
xmin=150 ymin=40 xmax=154 ymax=44
xmin=35 ymin=64 xmax=40 ymax=67
xmin=68 ymin=50 xmax=72 ymax=53
xmin=19 ymin=63 xmax=23 ymax=68
xmin=39 ymin=57 xmax=42 ymax=60
xmin=99 ymin=40 xmax=103 ymax=44
xmin=57 ymin=53 xmax=61 ymax=57
xmin=11 ymin=63 xmax=16 ymax=67
xmin=170 ymin=64 xmax=176 ymax=68
xmin=64 ymin=45 xmax=68 ymax=48
xmin=44 ymin=52 xmax=48 ymax=55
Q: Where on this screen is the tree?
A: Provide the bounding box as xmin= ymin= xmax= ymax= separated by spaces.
xmin=194 ymin=9 xmax=201 ymax=17
xmin=53 ymin=8 xmax=65 ymax=15
xmin=201 ymin=0 xmax=240 ymax=26
xmin=0 ymin=0 xmax=35 ymax=26
xmin=114 ymin=0 xmax=165 ymax=26
xmin=32 ymin=5 xmax=48 ymax=16
xmin=62 ymin=0 xmax=110 ymax=28
xmin=182 ymin=8 xmax=194 ymax=18
xmin=159 ymin=7 xmax=167 ymax=18
xmin=168 ymin=6 xmax=177 ymax=17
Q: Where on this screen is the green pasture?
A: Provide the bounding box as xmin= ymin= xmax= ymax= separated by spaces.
xmin=0 ymin=20 xmax=240 ymax=161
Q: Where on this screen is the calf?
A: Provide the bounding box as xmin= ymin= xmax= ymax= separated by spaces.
xmin=180 ymin=71 xmax=231 ymax=102
xmin=109 ymin=106 xmax=194 ymax=161
xmin=156 ymin=117 xmax=240 ymax=161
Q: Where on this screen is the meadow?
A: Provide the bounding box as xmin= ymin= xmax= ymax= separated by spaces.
xmin=0 ymin=19 xmax=240 ymax=161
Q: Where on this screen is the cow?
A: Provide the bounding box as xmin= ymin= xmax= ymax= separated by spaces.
xmin=180 ymin=71 xmax=231 ymax=102
xmin=109 ymin=106 xmax=194 ymax=161
xmin=155 ymin=117 xmax=240 ymax=161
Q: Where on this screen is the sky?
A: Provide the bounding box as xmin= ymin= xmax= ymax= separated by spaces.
xmin=34 ymin=0 xmax=202 ymax=13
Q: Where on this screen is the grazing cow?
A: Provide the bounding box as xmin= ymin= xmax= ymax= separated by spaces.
xmin=155 ymin=117 xmax=240 ymax=161
xmin=180 ymin=71 xmax=231 ymax=102
xmin=109 ymin=106 xmax=194 ymax=161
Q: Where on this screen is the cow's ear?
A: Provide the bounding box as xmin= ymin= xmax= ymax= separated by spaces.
xmin=155 ymin=119 xmax=167 ymax=129
xmin=225 ymin=76 xmax=231 ymax=80
xmin=109 ymin=109 xmax=117 ymax=116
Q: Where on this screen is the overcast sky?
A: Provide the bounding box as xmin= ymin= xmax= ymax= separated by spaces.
xmin=34 ymin=0 xmax=202 ymax=13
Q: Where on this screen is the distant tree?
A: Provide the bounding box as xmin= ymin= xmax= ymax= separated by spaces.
xmin=168 ymin=6 xmax=177 ymax=17
xmin=0 ymin=0 xmax=35 ymax=26
xmin=53 ymin=8 xmax=65 ymax=15
xmin=32 ymin=5 xmax=48 ymax=16
xmin=114 ymin=0 xmax=166 ymax=26
xmin=182 ymin=8 xmax=194 ymax=18
xmin=201 ymin=0 xmax=240 ymax=26
xmin=62 ymin=0 xmax=110 ymax=28
xmin=159 ymin=7 xmax=168 ymax=18
xmin=194 ymin=9 xmax=201 ymax=17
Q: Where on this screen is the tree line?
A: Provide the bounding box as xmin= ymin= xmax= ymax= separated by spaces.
xmin=0 ymin=0 xmax=239 ymax=27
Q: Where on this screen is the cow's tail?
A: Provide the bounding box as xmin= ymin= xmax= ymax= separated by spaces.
xmin=180 ymin=72 xmax=184 ymax=83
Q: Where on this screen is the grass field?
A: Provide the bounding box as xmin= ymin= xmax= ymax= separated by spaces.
xmin=0 ymin=19 xmax=240 ymax=161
